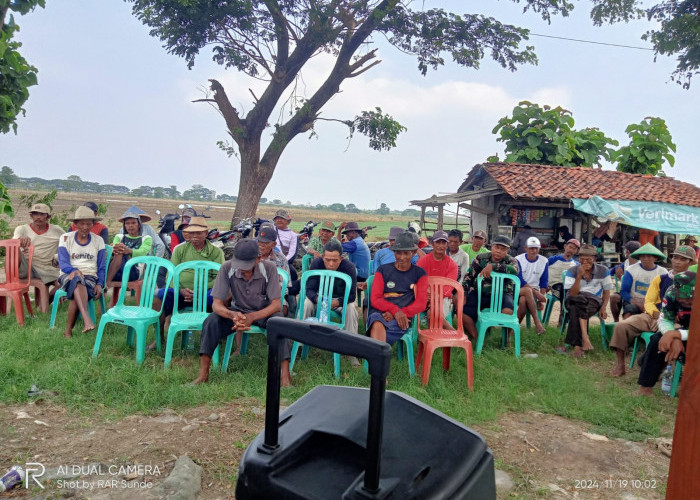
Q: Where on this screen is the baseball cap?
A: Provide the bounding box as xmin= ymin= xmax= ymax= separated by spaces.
xmin=432 ymin=230 xmax=448 ymax=242
xmin=473 ymin=230 xmax=487 ymax=239
xmin=671 ymin=245 xmax=696 ymax=261
xmin=83 ymin=201 xmax=99 ymax=213
xmin=526 ymin=236 xmax=541 ymax=248
xmin=273 ymin=209 xmax=291 ymax=220
xmin=492 ymin=235 xmax=511 ymax=248
xmin=29 ymin=203 xmax=51 ymax=215
xmin=624 ymin=241 xmax=641 ymax=253
xmin=257 ymin=225 xmax=278 ymax=243
xmin=566 ymin=238 xmax=581 ymax=248
xmin=230 ymin=239 xmax=259 ymax=271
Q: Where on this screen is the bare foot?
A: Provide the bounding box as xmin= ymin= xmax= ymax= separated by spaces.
xmin=636 ymin=387 xmax=653 ymax=397
xmin=146 ymin=341 xmax=157 ymax=352
xmin=536 ymin=324 xmax=546 ymax=335
xmin=582 ymin=337 xmax=594 ymax=351
xmin=281 ymin=370 xmax=292 ymax=387
xmin=63 ymin=331 xmax=73 ymax=339
xmin=347 ymin=356 xmax=361 ymax=368
xmin=571 ymin=346 xmax=585 ymax=358
xmin=610 ymin=365 xmax=626 ymax=377
xmin=189 ymin=375 xmax=209 ymax=385
xmin=82 ymin=323 xmax=95 ymax=333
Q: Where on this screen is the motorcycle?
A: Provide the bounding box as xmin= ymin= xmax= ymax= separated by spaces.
xmin=155 ymin=209 xmax=180 ymax=259
xmin=298 ymin=220 xmax=319 ymax=247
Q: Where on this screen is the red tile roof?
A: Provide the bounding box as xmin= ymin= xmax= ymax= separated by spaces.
xmin=458 ymin=163 xmax=700 ymax=207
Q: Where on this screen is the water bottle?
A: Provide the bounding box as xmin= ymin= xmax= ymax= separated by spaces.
xmin=0 ymin=466 xmax=25 ymax=492
xmin=186 ymin=331 xmax=195 ymax=351
xmin=660 ymin=364 xmax=673 ymax=395
xmin=319 ymin=297 xmax=329 ymax=323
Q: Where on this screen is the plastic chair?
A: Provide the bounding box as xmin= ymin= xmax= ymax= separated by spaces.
xmin=107 ymin=253 xmax=144 ymax=307
xmin=415 ymin=277 xmax=473 ymax=388
xmin=215 ymin=268 xmax=290 ymax=373
xmin=0 ymin=239 xmax=34 ymax=326
xmin=301 ymin=254 xmax=313 ymax=274
xmin=163 ymin=261 xmax=221 ymax=369
xmin=475 ymin=273 xmax=521 ymax=357
xmin=289 ymin=269 xmax=352 ymax=378
xmin=629 ymin=331 xmax=655 ymax=368
xmin=50 ymin=245 xmax=112 ymax=329
xmin=92 ymin=256 xmax=175 ymax=364
xmin=362 ymin=275 xmax=417 ymax=376
xmin=29 ymin=278 xmax=50 ymax=313
xmin=671 ymin=360 xmax=682 ymax=397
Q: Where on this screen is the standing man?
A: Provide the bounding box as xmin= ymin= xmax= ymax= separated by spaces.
xmin=515 ymin=237 xmax=549 ymax=335
xmin=460 ymin=229 xmax=489 ymax=263
xmin=192 ymin=239 xmax=292 ymax=386
xmin=14 ymin=203 xmax=65 ymax=307
xmin=306 ymin=220 xmax=337 ymax=258
xmin=338 ymin=221 xmax=371 ymax=282
xmin=273 ymin=209 xmax=298 ymax=266
xmin=461 ymin=236 xmax=520 ymax=340
xmin=609 ymin=245 xmax=694 ymax=377
xmin=547 ymin=238 xmax=579 ymax=301
xmin=563 ymin=244 xmax=613 ymax=358
xmin=417 ymin=230 xmax=458 ymax=329
xmin=446 ymin=229 xmax=470 ymax=282
xmin=619 ymin=243 xmax=668 ymax=320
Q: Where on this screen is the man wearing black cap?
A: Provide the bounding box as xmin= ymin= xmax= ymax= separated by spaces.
xmin=461 ymin=235 xmax=520 ymax=339
xmin=257 ymin=225 xmax=290 ymax=274
xmin=192 ymin=239 xmax=292 ymax=386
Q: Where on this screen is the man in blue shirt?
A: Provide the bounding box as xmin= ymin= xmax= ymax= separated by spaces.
xmin=373 ymin=226 xmax=421 ymax=270
xmin=338 ymin=221 xmax=371 ymax=282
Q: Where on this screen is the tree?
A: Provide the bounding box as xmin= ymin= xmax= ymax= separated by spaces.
xmin=614 ymin=117 xmax=676 ymax=176
xmin=376 ymin=202 xmax=390 ymax=215
xmin=0 ymin=166 xmax=19 ymax=185
xmin=183 ymin=184 xmax=214 ymax=200
xmin=271 ymin=199 xmax=282 ymax=205
xmin=345 ymin=203 xmax=360 ymax=213
xmin=259 ymin=197 xmax=268 ymax=204
xmin=329 ymin=203 xmax=345 ymax=212
xmin=488 ymin=101 xmax=618 ymax=166
xmin=0 ymin=0 xmax=44 ymax=134
xmin=129 ymin=0 xmax=564 ymax=225
xmin=163 ymin=184 xmax=181 ymax=198
xmin=401 ymin=208 xmax=420 ymax=217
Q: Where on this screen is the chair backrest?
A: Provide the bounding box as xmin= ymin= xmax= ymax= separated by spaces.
xmin=369 ymin=259 xmax=374 ymax=275
xmin=561 ymin=270 xmax=569 ymax=312
xmin=277 ymin=267 xmax=290 ymax=305
xmin=104 ymin=244 xmax=113 ymax=274
xmin=301 ymin=254 xmax=313 ymax=274
xmin=0 ymin=239 xmax=32 ymax=286
xmin=425 ymin=276 xmax=464 ymax=332
xmin=476 ymin=272 xmax=520 ymax=315
xmin=172 ymin=261 xmax=222 ymax=313
xmin=296 ymin=269 xmax=352 ymax=329
xmin=116 ymin=256 xmax=175 ymax=309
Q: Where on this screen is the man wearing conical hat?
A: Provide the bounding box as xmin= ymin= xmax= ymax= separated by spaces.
xmin=619 ymin=243 xmax=668 ymax=320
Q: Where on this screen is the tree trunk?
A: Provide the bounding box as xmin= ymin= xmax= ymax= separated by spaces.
xmin=230 ymin=142 xmax=276 ymax=228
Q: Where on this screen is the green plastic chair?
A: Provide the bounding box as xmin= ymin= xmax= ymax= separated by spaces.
xmin=163 ymin=261 xmax=221 ymax=369
xmin=361 ymin=274 xmax=417 ymax=376
xmin=475 ymin=272 xmax=521 ymax=357
xmin=50 ymin=245 xmax=112 ymax=329
xmin=629 ymin=331 xmax=655 ymax=368
xmin=92 ymin=256 xmax=175 ymax=364
xmin=301 ymin=254 xmax=313 ymax=274
xmin=289 ymin=269 xmax=352 ymax=378
xmin=630 ymin=332 xmax=682 ymax=396
xmin=214 ymin=268 xmax=291 ymax=373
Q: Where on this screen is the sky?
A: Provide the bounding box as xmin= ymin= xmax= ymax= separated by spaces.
xmin=1 ymin=1 xmax=697 ymax=212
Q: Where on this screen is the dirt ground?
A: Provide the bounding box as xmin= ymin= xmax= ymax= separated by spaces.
xmin=1 ymin=400 xmax=670 ymax=500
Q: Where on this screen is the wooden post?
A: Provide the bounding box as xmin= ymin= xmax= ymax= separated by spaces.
xmin=587 ymin=216 xmax=593 ymax=244
xmin=420 ymin=206 xmax=426 ymax=230
xmin=456 ymin=202 xmax=460 ymax=230
xmin=437 ymin=204 xmax=444 ymax=231
xmin=665 ymin=280 xmax=700 ymax=498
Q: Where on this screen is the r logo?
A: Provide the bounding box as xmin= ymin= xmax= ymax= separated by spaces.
xmin=25 ymin=462 xmax=45 ymax=489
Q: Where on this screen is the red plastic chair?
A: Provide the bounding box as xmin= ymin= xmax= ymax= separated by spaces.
xmin=0 ymin=239 xmax=35 ymax=326
xmin=415 ymin=276 xmax=473 ymax=389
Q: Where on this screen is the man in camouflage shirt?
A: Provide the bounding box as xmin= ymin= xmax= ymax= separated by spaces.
xmin=461 ymin=235 xmax=520 ymax=339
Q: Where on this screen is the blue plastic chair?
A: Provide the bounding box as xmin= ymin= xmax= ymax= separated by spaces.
xmin=50 ymin=245 xmax=112 ymax=329
xmin=629 ymin=331 xmax=655 ymax=368
xmin=215 ymin=268 xmax=290 ymax=372
xmin=163 ymin=261 xmax=221 ymax=369
xmin=475 ymin=273 xmax=521 ymax=357
xmin=92 ymin=256 xmax=175 ymax=364
xmin=289 ymin=269 xmax=352 ymax=378
xmin=301 ymin=254 xmax=313 ymax=274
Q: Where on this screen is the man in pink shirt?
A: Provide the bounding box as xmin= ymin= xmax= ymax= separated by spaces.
xmin=417 ymin=230 xmax=458 ymax=329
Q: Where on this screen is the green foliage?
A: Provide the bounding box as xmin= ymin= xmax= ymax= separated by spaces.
xmin=0 ymin=165 xmax=19 ymax=185
xmin=375 ymin=202 xmax=390 ymax=215
xmin=350 ymin=107 xmax=407 ymax=151
xmin=490 ymin=101 xmax=618 ymax=166
xmin=614 ymin=116 xmax=676 ymax=176
xmin=328 ymin=203 xmax=345 ymax=212
xmin=16 ymin=189 xmax=80 ymax=227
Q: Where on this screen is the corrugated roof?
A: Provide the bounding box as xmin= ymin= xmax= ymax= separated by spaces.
xmin=458 ymin=163 xmax=700 ymax=207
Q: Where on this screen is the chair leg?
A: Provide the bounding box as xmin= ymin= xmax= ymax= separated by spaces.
xmin=23 ymin=292 xmax=34 ymax=317
xmin=289 ymin=341 xmax=302 ymax=372
xmin=0 ymin=296 xmax=6 ymax=316
xmin=420 ymin=344 xmax=436 ymax=386
xmin=12 ymin=294 xmax=26 ymax=326
xmin=442 ymin=347 xmax=451 ymax=371
xmin=333 ymin=352 xmax=341 ymax=378
xmin=92 ymin=320 xmax=108 ymax=358
xmin=134 ymin=325 xmax=148 ymax=364
xmin=164 ymin=326 xmax=179 ymax=369
xmin=630 ymin=337 xmax=640 ymax=369
xmin=403 ymin=338 xmax=415 ymax=376
xmin=415 ymin=341 xmax=425 ymax=369
xmin=465 ymin=343 xmax=474 ymax=390
xmin=670 ymin=361 xmax=682 ymax=397
xmin=475 ymin=326 xmax=487 ymax=355
xmin=221 ymin=335 xmax=235 ymax=373
xmin=87 ymin=300 xmax=97 ymax=324
xmin=513 ymin=327 xmax=521 ymax=358
xmin=240 ymin=332 xmax=250 ymax=356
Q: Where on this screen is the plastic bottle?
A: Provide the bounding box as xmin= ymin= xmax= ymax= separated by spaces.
xmin=186 ymin=331 xmax=195 ymax=351
xmin=0 ymin=466 xmax=25 ymax=492
xmin=319 ymin=297 xmax=329 ymax=323
xmin=660 ymin=364 xmax=673 ymax=395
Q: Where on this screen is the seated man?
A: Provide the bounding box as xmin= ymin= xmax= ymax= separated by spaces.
xmin=515 ymin=237 xmax=549 ymax=334
xmin=57 ymin=207 xmax=106 ymax=338
xmin=192 ymin=239 xmax=292 ymax=386
xmin=306 ymin=220 xmax=337 ymax=259
xmin=121 ymin=205 xmax=165 ymax=258
xmin=417 ymin=230 xmax=458 ymax=329
xmin=107 ymin=210 xmax=153 ymax=284
xmin=13 ymin=203 xmax=65 ymax=306
xmin=637 ymin=271 xmax=695 ymax=396
xmin=446 ymin=229 xmax=470 ymax=283
xmin=368 ymin=233 xmax=428 ymax=345
xmin=338 ymin=221 xmax=371 ymax=282
xmin=610 ymin=240 xmax=641 ymax=321
xmin=460 ymin=229 xmax=489 ymax=263
xmin=619 ymin=243 xmax=668 ymax=320
xmin=273 ymin=209 xmax=298 ymax=267
xmin=152 ymin=217 xmax=224 ymax=348
xmin=461 ymin=235 xmax=520 ymax=340
xmin=257 ymin=225 xmax=290 ymax=274
xmin=70 ymin=201 xmax=109 ymax=244
xmin=547 ymin=238 xmax=579 ymax=301
xmin=610 ymin=245 xmax=694 ymax=377
xmin=563 ymin=244 xmax=612 ymax=357
xmin=170 ymin=207 xmax=196 ymax=253
xmin=373 ymin=227 xmax=420 ymax=270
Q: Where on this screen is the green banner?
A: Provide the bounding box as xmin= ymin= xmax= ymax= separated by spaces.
xmin=572 ymin=196 xmax=700 ymax=234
